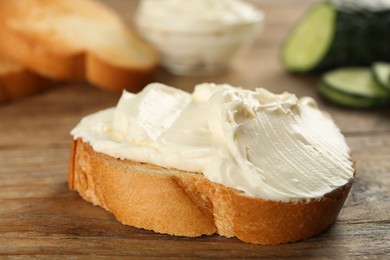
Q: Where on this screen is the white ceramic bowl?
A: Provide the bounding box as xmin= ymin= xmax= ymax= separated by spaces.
xmin=135 ymin=1 xmax=264 ymax=75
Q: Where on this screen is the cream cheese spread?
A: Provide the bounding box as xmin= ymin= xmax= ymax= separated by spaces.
xmin=71 ymin=83 xmax=354 ymax=201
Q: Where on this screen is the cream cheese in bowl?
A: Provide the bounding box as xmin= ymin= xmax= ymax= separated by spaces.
xmin=135 ymin=0 xmax=263 ymax=75
xmin=71 ymin=83 xmax=355 ymax=202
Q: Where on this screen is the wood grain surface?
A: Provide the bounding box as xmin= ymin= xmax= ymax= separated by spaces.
xmin=1 ymin=0 xmax=390 ymax=258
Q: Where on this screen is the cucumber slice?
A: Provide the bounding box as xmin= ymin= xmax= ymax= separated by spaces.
xmin=319 ymin=67 xmax=390 ymax=108
xmin=282 ymin=3 xmax=335 ymax=72
xmin=318 ymin=83 xmax=381 ymax=108
xmin=322 ymin=67 xmax=390 ymax=99
xmin=372 ymin=62 xmax=390 ymax=91
xmin=282 ymin=2 xmax=390 ymax=72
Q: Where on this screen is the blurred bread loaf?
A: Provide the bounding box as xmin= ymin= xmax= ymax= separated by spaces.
xmin=0 ymin=0 xmax=159 ymax=93
xmin=0 ymin=56 xmax=51 ymax=102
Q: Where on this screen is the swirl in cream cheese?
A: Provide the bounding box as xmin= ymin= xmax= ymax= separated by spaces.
xmin=71 ymin=83 xmax=354 ymax=201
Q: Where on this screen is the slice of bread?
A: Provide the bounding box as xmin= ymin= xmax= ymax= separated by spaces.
xmin=0 ymin=0 xmax=159 ymax=92
xmin=69 ymin=138 xmax=354 ymax=245
xmin=0 ymin=56 xmax=51 ymax=102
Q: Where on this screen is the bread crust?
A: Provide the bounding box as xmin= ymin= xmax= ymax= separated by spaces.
xmin=0 ymin=0 xmax=159 ymax=93
xmin=69 ymin=139 xmax=354 ymax=244
xmin=0 ymin=58 xmax=51 ymax=102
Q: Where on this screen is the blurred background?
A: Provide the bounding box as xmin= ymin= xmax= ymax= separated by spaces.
xmin=0 ymin=0 xmax=389 ymax=257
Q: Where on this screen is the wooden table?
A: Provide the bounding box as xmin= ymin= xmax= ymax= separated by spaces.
xmin=1 ymin=0 xmax=389 ymax=258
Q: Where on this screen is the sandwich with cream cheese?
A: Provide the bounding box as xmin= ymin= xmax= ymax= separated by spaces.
xmin=69 ymin=83 xmax=355 ymax=244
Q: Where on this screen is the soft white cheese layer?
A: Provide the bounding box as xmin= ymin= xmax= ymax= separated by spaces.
xmin=71 ymin=83 xmax=354 ymax=201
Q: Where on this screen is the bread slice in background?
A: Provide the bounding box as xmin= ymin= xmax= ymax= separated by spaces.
xmin=0 ymin=0 xmax=159 ymax=93
xmin=69 ymin=138 xmax=354 ymax=245
xmin=0 ymin=56 xmax=51 ymax=102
